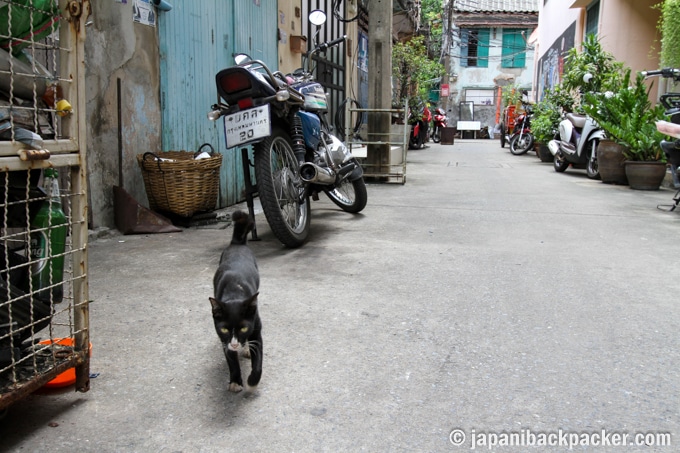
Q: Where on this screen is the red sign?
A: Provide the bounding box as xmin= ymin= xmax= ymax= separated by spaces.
xmin=441 ymin=84 xmax=449 ymax=97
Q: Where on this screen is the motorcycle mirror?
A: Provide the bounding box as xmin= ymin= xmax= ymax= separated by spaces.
xmin=583 ymin=73 xmax=593 ymax=83
xmin=234 ymin=53 xmax=252 ymax=65
xmin=309 ymin=9 xmax=326 ymax=26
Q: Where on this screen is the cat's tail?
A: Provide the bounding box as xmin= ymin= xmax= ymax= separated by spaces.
xmin=231 ymin=210 xmax=254 ymax=245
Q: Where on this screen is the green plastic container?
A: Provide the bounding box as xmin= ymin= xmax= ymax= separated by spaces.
xmin=30 ymin=168 xmax=67 ymax=303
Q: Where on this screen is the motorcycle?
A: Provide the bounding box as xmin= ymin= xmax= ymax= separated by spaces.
xmin=207 ymin=9 xmax=367 ymax=248
xmin=430 ymin=107 xmax=447 ymax=143
xmin=644 ymin=68 xmax=680 ymax=210
xmin=548 ymin=74 xmax=604 ymax=179
xmin=408 ymin=110 xmax=423 ymax=150
xmin=408 ymin=103 xmax=431 ymax=149
xmin=508 ymin=103 xmax=534 ymax=155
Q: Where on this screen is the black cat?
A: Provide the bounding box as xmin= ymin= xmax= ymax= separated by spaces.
xmin=209 ymin=210 xmax=262 ymax=392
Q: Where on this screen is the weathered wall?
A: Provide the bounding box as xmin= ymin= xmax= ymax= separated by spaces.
xmin=85 ymin=1 xmax=161 ymax=229
xmin=449 ymin=26 xmax=536 ymax=131
xmin=277 ymin=1 xmax=304 ymax=75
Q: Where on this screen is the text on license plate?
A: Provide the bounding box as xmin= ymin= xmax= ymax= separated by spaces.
xmin=223 ymin=105 xmax=271 ymax=148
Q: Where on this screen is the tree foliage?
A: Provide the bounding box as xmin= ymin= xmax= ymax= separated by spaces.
xmin=659 ymin=0 xmax=680 ymax=68
xmin=392 ymin=35 xmax=446 ymax=106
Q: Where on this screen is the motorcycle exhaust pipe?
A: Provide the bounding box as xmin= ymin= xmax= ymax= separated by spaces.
xmin=299 ymin=162 xmax=337 ymax=185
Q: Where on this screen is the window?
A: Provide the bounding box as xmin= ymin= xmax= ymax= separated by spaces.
xmin=501 ymin=29 xmax=527 ymax=68
xmin=460 ymin=28 xmax=489 ymax=68
xmin=585 ymin=0 xmax=600 ymax=37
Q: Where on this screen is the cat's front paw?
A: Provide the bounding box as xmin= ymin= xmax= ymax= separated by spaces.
xmin=228 ymin=382 xmax=243 ymax=393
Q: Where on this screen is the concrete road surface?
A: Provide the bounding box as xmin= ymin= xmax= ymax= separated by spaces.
xmin=1 ymin=140 xmax=678 ymax=452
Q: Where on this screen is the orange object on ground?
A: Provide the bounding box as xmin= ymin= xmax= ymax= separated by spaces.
xmin=39 ymin=338 xmax=92 ymax=388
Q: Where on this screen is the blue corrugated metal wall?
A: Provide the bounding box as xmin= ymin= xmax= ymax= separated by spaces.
xmin=158 ymin=0 xmax=277 ymax=208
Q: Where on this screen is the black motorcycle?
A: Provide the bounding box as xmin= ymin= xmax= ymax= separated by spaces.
xmin=207 ymin=10 xmax=367 ymax=248
xmin=644 ymin=68 xmax=680 ymax=210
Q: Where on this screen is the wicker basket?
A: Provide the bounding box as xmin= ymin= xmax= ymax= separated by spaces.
xmin=137 ymin=144 xmax=222 ymax=218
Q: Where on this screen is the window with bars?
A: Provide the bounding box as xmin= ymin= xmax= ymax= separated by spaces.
xmin=501 ymin=29 xmax=528 ymax=68
xmin=585 ymin=1 xmax=600 ymax=37
xmin=460 ymin=28 xmax=489 ymax=68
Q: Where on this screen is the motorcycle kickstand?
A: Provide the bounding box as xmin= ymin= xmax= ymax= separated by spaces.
xmin=657 ymin=188 xmax=680 ymax=212
xmin=241 ymin=147 xmax=261 ymax=241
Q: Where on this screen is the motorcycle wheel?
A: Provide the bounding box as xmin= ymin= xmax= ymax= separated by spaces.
xmin=553 ymin=150 xmax=570 ymax=173
xmin=254 ymin=127 xmax=311 ymax=248
xmin=500 ymin=124 xmax=506 ymax=148
xmin=432 ymin=126 xmax=441 ymax=143
xmin=585 ymin=139 xmax=601 ymax=180
xmin=325 ymin=176 xmax=368 ymax=214
xmin=509 ymin=133 xmax=534 ymax=155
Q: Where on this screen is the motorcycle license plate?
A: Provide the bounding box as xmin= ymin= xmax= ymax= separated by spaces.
xmin=223 ymin=105 xmax=271 ymax=148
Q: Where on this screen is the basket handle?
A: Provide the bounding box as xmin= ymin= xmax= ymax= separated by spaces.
xmin=142 ymin=152 xmax=164 ymax=172
xmin=195 ymin=143 xmax=215 ymax=158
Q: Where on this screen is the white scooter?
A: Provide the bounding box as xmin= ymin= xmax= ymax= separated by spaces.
xmin=548 ymin=74 xmax=605 ymax=179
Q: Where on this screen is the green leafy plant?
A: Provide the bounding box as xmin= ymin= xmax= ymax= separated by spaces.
xmin=392 ymin=35 xmax=446 ymax=106
xmin=562 ymin=34 xmax=624 ymax=95
xmin=583 ymin=69 xmax=667 ymax=161
xmin=658 ymin=0 xmax=680 ymax=68
xmin=531 ymin=101 xmax=560 ymax=144
xmin=501 ymin=85 xmax=523 ymax=107
xmin=532 ymin=87 xmax=575 ymax=144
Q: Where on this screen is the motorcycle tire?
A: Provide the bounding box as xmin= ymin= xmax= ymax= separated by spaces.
xmin=585 ymin=139 xmax=601 ymax=180
xmin=500 ymin=124 xmax=506 ymax=148
xmin=553 ymin=151 xmax=570 ymax=173
xmin=432 ymin=127 xmax=441 ymax=143
xmin=509 ymin=133 xmax=534 ymax=155
xmin=254 ymin=127 xmax=311 ymax=248
xmin=325 ymin=176 xmax=368 ymax=214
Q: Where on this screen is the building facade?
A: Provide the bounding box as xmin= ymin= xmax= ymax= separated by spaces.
xmin=444 ymin=0 xmax=539 ymax=133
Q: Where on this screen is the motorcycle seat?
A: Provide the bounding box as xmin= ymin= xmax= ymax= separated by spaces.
xmin=566 ymin=113 xmax=586 ymax=129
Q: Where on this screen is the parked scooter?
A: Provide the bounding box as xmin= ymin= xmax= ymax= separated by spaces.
xmin=207 ymin=10 xmax=366 ymax=248
xmin=644 ymin=68 xmax=680 ymax=210
xmin=509 ymin=103 xmax=534 ymax=155
xmin=548 ymin=74 xmax=604 ymax=179
xmin=408 ymin=103 xmax=431 ymax=149
xmin=430 ymin=107 xmax=447 ymax=143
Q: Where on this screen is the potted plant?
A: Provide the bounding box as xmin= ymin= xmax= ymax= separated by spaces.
xmin=583 ymin=69 xmax=668 ymax=189
xmin=532 ymin=87 xmax=574 ymax=162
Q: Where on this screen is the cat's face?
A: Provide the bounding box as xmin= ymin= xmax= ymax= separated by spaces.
xmin=209 ymin=295 xmax=258 ymax=352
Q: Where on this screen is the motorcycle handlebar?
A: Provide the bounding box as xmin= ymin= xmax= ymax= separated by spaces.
xmin=641 ymin=68 xmax=680 ymax=80
xmin=315 ymin=35 xmax=346 ymax=53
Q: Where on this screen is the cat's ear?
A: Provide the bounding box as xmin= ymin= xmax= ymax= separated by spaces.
xmin=245 ymin=292 xmax=259 ymax=306
xmin=242 ymin=292 xmax=259 ymax=314
xmin=209 ymin=297 xmax=222 ymax=316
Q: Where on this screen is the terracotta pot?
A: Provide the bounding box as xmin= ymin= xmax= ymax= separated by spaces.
xmin=624 ymin=161 xmax=667 ymax=190
xmin=597 ymin=140 xmax=628 ymax=185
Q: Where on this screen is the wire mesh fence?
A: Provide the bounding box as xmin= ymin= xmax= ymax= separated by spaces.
xmin=0 ymin=0 xmax=90 ymax=411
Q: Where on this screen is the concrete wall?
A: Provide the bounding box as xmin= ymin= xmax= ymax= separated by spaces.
xmin=85 ymin=1 xmax=161 ymax=229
